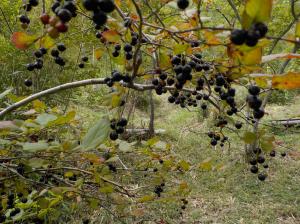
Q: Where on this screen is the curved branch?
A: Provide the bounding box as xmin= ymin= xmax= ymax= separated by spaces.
xmin=0 ymin=78 xmax=220 ymax=118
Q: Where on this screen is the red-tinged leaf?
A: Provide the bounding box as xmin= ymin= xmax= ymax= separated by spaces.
xmin=262 ymin=53 xmax=300 ymax=63
xmin=252 ymin=72 xmax=300 ymax=89
xmin=11 ymin=32 xmax=39 ymax=50
xmin=102 ymin=30 xmax=121 ymax=43
xmin=272 ymin=72 xmax=300 ymax=90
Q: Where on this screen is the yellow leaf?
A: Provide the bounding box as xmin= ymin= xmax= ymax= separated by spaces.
xmin=203 ymin=31 xmax=222 ymax=45
xmin=35 ymin=35 xmax=55 ymax=49
xmin=199 ymin=158 xmax=213 ymax=171
xmin=173 ymin=43 xmax=189 ymax=55
xmin=94 ymin=48 xmax=104 ymax=60
xmin=272 ymin=72 xmax=300 ymax=90
xmin=32 ymin=100 xmax=46 ymax=112
xmin=102 ymin=30 xmax=121 ymax=43
xmin=178 ymin=160 xmax=190 ymax=171
xmin=242 ymin=0 xmax=273 ymax=29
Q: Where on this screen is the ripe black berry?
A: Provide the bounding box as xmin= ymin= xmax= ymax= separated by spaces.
xmin=177 ymin=0 xmax=189 ymax=10
xmin=230 ymin=29 xmax=247 ymax=45
xmin=117 ymin=118 xmax=128 ymax=127
xmin=98 ymin=0 xmax=115 ymax=13
xmin=253 ymin=23 xmax=268 ymax=38
xmin=24 ymin=79 xmax=33 ymax=87
xmin=235 ymin=122 xmax=242 ymax=129
xmin=257 ymin=155 xmax=265 ymax=164
xmin=29 ymin=0 xmax=39 ymax=7
xmin=109 ymin=131 xmax=118 ymax=140
xmin=253 ymin=109 xmax=265 ymax=119
xmin=51 ymin=49 xmax=59 ymax=57
xmin=281 ymin=152 xmax=286 ymax=157
xmin=92 ymin=10 xmax=107 ymax=26
xmin=210 ymin=139 xmax=217 ymax=146
xmin=250 ymin=165 xmax=258 ymax=174
xmin=57 ymin=9 xmax=72 ymax=23
xmin=269 ymin=150 xmax=276 ymax=157
xmin=57 ymin=43 xmax=66 ymax=52
xmin=78 ymin=63 xmax=84 ymax=68
xmin=248 ymin=85 xmax=260 ymax=95
xmin=258 ymin=173 xmax=267 ymax=181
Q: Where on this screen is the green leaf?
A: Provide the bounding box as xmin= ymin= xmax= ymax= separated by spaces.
xmin=80 ymin=117 xmax=110 ymax=150
xmin=0 ymin=88 xmax=12 ymax=101
xmin=179 ymin=160 xmax=190 ymax=171
xmin=99 ymin=185 xmax=114 ymax=193
xmin=241 ymin=132 xmax=257 ymax=144
xmin=137 ymin=195 xmax=155 ymax=203
xmin=198 ymin=158 xmax=213 ymax=171
xmin=35 ymin=113 xmax=57 ymax=126
xmin=22 ymin=142 xmax=49 ymax=152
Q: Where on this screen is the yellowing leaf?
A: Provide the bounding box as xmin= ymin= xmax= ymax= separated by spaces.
xmin=178 ymin=160 xmax=190 ymax=171
xmin=159 ymin=50 xmax=171 ymax=69
xmin=35 ymin=35 xmax=55 ymax=49
xmin=241 ymin=131 xmax=257 ymax=144
xmin=296 ymin=22 xmax=300 ymax=37
xmin=102 ymin=30 xmax=121 ymax=43
xmin=11 ymin=32 xmax=38 ymax=50
xmin=242 ymin=0 xmax=273 ymax=28
xmin=198 ymin=157 xmax=213 ymax=171
xmin=203 ymin=31 xmax=222 ymax=45
xmin=99 ymin=185 xmax=114 ymax=193
xmin=173 ymin=43 xmax=189 ymax=55
xmin=137 ymin=195 xmax=155 ymax=203
xmin=272 ymin=72 xmax=300 ymax=90
xmin=94 ymin=48 xmax=104 ymax=60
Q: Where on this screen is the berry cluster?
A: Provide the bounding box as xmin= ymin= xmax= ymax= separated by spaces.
xmin=249 ymin=147 xmax=268 ymax=181
xmin=246 ymin=85 xmax=264 ymax=120
xmin=23 ymin=0 xmax=39 ymax=12
xmin=112 ymin=44 xmax=121 ymax=57
xmin=154 ymin=183 xmax=165 ymax=197
xmin=207 ymin=132 xmax=228 ymax=147
xmin=19 ymin=0 xmax=39 ymax=29
xmin=82 ymin=0 xmax=115 ymax=27
xmin=230 ymin=23 xmax=268 ymax=47
xmin=50 ymin=43 xmax=67 ymax=66
xmin=104 ymin=70 xmax=131 ymax=87
xmin=180 ymin=198 xmax=188 ymax=210
xmin=79 ymin=56 xmax=89 ymax=68
xmin=40 ymin=1 xmax=78 ymax=38
xmin=124 ymin=43 xmax=133 ymax=60
xmin=109 ymin=118 xmax=128 ymax=140
xmin=26 ymin=47 xmax=47 ymax=72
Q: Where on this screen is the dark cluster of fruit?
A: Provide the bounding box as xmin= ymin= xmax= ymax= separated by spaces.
xmin=108 ymin=163 xmax=117 ymax=172
xmin=248 ymin=147 xmax=269 ymax=181
xmin=177 ymin=0 xmax=189 ymax=10
xmin=112 ymin=44 xmax=121 ymax=57
xmin=50 ymin=43 xmax=67 ymax=66
xmin=246 ymin=85 xmax=265 ymax=120
xmin=207 ymin=132 xmax=228 ymax=147
xmin=26 ymin=47 xmax=47 ymax=72
xmin=38 ymin=0 xmax=78 ymax=38
xmin=154 ymin=183 xmax=165 ymax=197
xmin=19 ymin=0 xmax=39 ymax=28
xmin=180 ymin=198 xmax=188 ymax=210
xmin=230 ymin=22 xmax=268 ymax=47
xmin=124 ymin=43 xmax=133 ymax=60
xmin=82 ymin=0 xmax=115 ymax=27
xmin=109 ymin=118 xmax=128 ymax=140
xmin=78 ymin=56 xmax=89 ymax=68
xmin=104 ymin=70 xmax=131 ymax=87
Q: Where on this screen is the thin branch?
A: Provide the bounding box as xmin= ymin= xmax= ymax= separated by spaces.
xmin=226 ymin=0 xmax=242 ymax=25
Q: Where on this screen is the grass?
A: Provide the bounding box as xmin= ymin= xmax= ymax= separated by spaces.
xmin=71 ymin=93 xmax=300 ymax=224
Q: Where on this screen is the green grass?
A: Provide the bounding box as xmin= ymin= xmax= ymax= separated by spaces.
xmin=71 ymin=94 xmax=300 ymax=224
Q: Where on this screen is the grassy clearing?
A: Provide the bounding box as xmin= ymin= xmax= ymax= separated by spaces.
xmin=72 ymin=93 xmax=300 ymax=224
